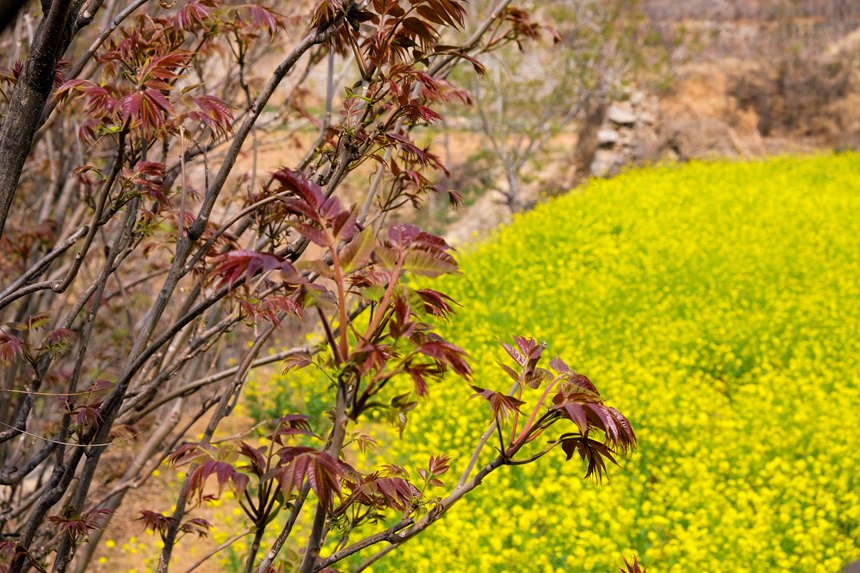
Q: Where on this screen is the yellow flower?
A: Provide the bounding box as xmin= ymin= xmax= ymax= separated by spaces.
xmin=253 ymin=155 xmax=860 ymax=572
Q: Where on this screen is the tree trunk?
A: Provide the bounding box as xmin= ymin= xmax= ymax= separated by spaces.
xmin=0 ymin=0 xmax=74 ymax=239
xmin=572 ymin=99 xmax=609 ymax=184
xmin=503 ymin=162 xmax=522 ymax=212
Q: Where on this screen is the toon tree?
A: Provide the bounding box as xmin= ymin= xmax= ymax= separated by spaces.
xmin=0 ymin=1 xmax=638 ymax=572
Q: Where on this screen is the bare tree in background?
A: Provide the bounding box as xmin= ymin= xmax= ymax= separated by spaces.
xmin=465 ymin=0 xmax=664 ymax=211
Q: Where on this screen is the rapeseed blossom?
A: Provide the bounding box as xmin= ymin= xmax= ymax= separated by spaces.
xmin=113 ymin=155 xmax=859 ymax=572
xmin=369 ymin=155 xmax=860 ymax=572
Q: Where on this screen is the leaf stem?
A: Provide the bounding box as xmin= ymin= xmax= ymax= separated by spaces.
xmin=513 ymin=376 xmax=562 ymax=446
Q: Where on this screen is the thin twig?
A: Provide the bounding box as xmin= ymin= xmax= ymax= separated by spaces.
xmin=183 ymin=529 xmax=253 ymax=573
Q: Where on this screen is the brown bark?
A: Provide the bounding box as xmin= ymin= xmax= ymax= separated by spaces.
xmin=0 ymin=0 xmax=74 ymax=239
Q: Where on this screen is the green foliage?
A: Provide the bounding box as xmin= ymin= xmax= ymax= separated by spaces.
xmin=371 ymin=155 xmax=860 ymax=571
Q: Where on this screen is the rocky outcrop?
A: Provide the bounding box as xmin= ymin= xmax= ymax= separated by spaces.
xmin=590 ymin=91 xmax=661 ymax=177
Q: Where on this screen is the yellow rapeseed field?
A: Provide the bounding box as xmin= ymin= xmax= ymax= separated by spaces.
xmin=211 ymin=154 xmax=860 ymax=573
xmin=362 ymin=155 xmax=860 ymax=572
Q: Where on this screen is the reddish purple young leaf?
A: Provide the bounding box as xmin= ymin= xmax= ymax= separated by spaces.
xmin=557 ymin=402 xmax=589 ymax=435
xmin=138 ymin=510 xmax=172 ymax=537
xmin=241 ymin=4 xmax=286 ymax=36
xmin=289 ymin=221 xmax=328 ymax=247
xmin=241 ymin=294 xmax=302 ymax=326
xmin=186 ymin=460 xmax=249 ymax=503
xmin=209 ymin=249 xmax=301 ymax=290
xmin=551 ymin=388 xmax=637 ymax=453
xmin=585 ymin=403 xmax=619 ymax=444
xmin=411 ymin=230 xmax=454 ymax=252
xmin=408 ymin=368 xmax=428 ymax=397
xmin=346 ymin=474 xmax=419 ymax=512
xmin=496 ymin=360 xmax=520 ymax=383
xmin=166 ymin=443 xmax=207 ymax=466
xmin=327 ymin=201 xmax=357 ymax=240
xmin=270 ymin=447 xmax=347 ymax=512
xmin=427 ymin=454 xmax=451 ymax=476
xmin=549 ymin=355 xmax=570 ymax=373
xmin=237 ymin=441 xmax=268 ymax=476
xmin=282 ymin=350 xmax=313 ymax=373
xmin=470 ymin=385 xmax=526 ymax=420
xmin=48 ymin=508 xmax=113 ymax=540
xmin=387 ymin=223 xmax=421 ymax=248
xmin=140 ymin=52 xmax=191 ymax=81
xmin=398 ymin=99 xmax=444 ymax=124
xmin=559 ymin=434 xmax=618 ymax=481
xmin=281 ymin=196 xmax=322 ymax=224
xmin=174 ymin=0 xmax=214 ymax=31
xmin=272 ymin=168 xmax=324 ymax=212
xmin=0 ymin=332 xmax=25 ymax=365
xmin=565 ymin=372 xmax=600 ymax=394
xmin=384 ymin=131 xmax=445 ymax=169
xmin=179 ymin=517 xmax=212 ymax=538
xmin=608 ymin=406 xmax=637 ymax=452
xmin=70 ymin=404 xmax=102 ymax=432
xmin=353 ymin=434 xmax=378 ymax=455
xmin=118 ymin=91 xmax=142 ymax=123
xmin=501 ymin=341 xmax=525 ymax=367
xmin=417 ymin=340 xmax=471 ymax=378
xmin=190 ymin=94 xmax=234 ymax=137
xmin=415 ymin=288 xmax=457 ymax=317
xmin=513 ymin=335 xmax=535 ymax=357
xmin=272 ymin=414 xmax=314 ymax=444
